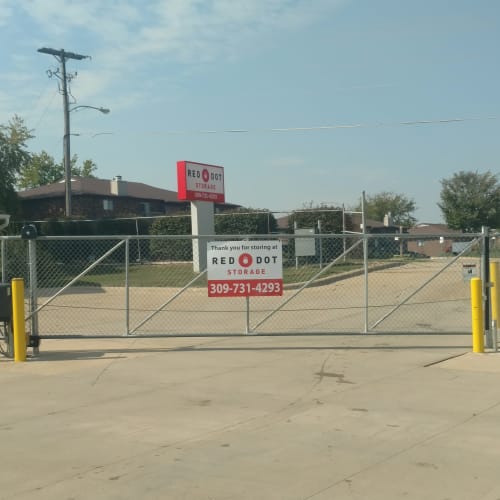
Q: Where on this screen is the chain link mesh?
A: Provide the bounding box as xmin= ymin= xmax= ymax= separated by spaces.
xmin=0 ymin=232 xmax=495 ymax=337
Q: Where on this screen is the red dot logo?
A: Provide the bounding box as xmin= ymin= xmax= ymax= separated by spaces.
xmin=202 ymin=169 xmax=209 ymax=182
xmin=239 ymin=253 xmax=253 ymax=267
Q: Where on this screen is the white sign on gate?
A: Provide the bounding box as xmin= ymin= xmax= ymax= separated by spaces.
xmin=294 ymin=228 xmax=316 ymax=257
xmin=462 ymin=263 xmax=478 ymax=281
xmin=207 ymin=240 xmax=283 ymax=297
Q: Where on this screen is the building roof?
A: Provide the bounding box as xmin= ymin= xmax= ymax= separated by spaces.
xmin=408 ymin=223 xmax=458 ymax=234
xmin=349 ymin=213 xmax=385 ymax=229
xmin=17 ymin=176 xmax=179 ymax=202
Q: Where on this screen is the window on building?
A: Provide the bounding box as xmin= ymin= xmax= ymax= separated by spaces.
xmin=139 ymin=202 xmax=151 ymax=216
xmin=103 ymin=199 xmax=114 ymax=211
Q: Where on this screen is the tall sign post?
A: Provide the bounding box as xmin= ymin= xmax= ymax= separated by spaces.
xmin=177 ymin=161 xmax=225 ymax=272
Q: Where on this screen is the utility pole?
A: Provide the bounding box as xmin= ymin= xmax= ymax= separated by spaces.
xmin=37 ymin=48 xmax=90 ymax=217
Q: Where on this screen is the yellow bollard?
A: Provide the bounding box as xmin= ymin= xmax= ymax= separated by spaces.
xmin=491 ymin=262 xmax=499 ymax=324
xmin=470 ymin=277 xmax=484 ymax=353
xmin=11 ymin=278 xmax=26 ymax=362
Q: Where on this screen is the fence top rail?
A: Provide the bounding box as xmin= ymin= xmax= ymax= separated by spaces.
xmin=0 ymin=232 xmax=487 ymax=241
xmin=0 ymin=234 xmax=287 ymax=241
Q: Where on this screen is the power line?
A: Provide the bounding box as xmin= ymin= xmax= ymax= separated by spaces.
xmin=83 ymin=115 xmax=497 ymax=137
xmin=31 ymin=88 xmax=59 ymax=131
xmin=51 ymin=115 xmax=497 ymax=140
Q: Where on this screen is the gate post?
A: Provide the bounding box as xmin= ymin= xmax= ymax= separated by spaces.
xmin=482 ymin=227 xmax=491 ymax=348
xmin=28 ymin=239 xmax=39 ymax=355
xmin=471 ymin=277 xmax=484 ymax=353
xmin=125 ymin=238 xmax=130 ymax=335
xmin=12 ymin=278 xmax=27 ymax=362
xmin=1 ymin=239 xmax=6 ymax=282
xmin=490 ymin=262 xmax=499 ymax=325
xmin=361 ymin=191 xmax=369 ymax=333
xmin=490 ymin=261 xmax=499 ymax=351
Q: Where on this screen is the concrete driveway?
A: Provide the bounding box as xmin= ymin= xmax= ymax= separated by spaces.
xmin=1 ymin=333 xmax=500 ymax=500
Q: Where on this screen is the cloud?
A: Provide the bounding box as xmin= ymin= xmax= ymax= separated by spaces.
xmin=2 ymin=0 xmax=346 ymax=132
xmin=129 ymin=0 xmax=344 ymax=63
xmin=18 ymin=0 xmax=344 ymax=64
xmin=0 ymin=0 xmax=13 ymax=25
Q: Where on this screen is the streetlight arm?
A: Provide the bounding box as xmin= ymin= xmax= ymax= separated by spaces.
xmin=70 ymin=105 xmax=110 ymax=114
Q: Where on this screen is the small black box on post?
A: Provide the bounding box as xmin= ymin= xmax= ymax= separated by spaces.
xmin=21 ymin=224 xmax=37 ymax=240
xmin=0 ymin=283 xmax=12 ymax=321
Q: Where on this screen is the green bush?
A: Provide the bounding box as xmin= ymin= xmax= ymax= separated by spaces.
xmin=215 ymin=209 xmax=277 ymax=234
xmin=149 ymin=215 xmax=192 ymax=261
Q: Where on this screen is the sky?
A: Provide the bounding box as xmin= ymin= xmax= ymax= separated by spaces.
xmin=1 ymin=0 xmax=499 ymax=223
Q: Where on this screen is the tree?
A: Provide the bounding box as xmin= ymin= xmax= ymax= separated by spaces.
xmin=72 ymin=157 xmax=97 ymax=178
xmin=438 ymin=170 xmax=500 ymax=232
xmin=17 ymin=153 xmax=97 ymax=189
xmin=356 ymin=191 xmax=417 ymax=227
xmin=17 ymin=151 xmax=64 ymax=189
xmin=0 ymin=116 xmax=33 ymax=213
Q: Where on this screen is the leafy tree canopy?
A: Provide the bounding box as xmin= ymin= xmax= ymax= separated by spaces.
xmin=0 ymin=115 xmax=33 ymax=213
xmin=438 ymin=170 xmax=500 ymax=232
xmin=75 ymin=158 xmax=98 ymax=178
xmin=17 ymin=150 xmax=63 ymax=189
xmin=356 ymin=191 xmax=417 ymax=227
xmin=17 ymin=152 xmax=98 ymax=190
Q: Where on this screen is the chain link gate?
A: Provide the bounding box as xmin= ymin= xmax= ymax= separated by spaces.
xmin=0 ymin=231 xmax=494 ymax=343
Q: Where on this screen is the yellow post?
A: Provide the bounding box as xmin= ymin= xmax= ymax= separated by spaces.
xmin=470 ymin=277 xmax=484 ymax=353
xmin=490 ymin=262 xmax=499 ymax=324
xmin=11 ymin=278 xmax=27 ymax=362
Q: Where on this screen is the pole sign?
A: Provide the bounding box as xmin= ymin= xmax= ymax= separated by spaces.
xmin=177 ymin=160 xmax=225 ymax=203
xmin=207 ymin=241 xmax=283 ymax=297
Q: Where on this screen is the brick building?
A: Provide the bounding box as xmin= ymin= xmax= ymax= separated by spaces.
xmin=17 ymin=176 xmax=236 ymax=220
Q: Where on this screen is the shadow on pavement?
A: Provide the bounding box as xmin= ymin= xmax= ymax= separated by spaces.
xmin=28 ymin=343 xmax=471 ymax=361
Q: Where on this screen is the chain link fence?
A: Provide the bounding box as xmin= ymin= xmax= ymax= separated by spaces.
xmin=0 ymin=231 xmax=496 ymax=338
